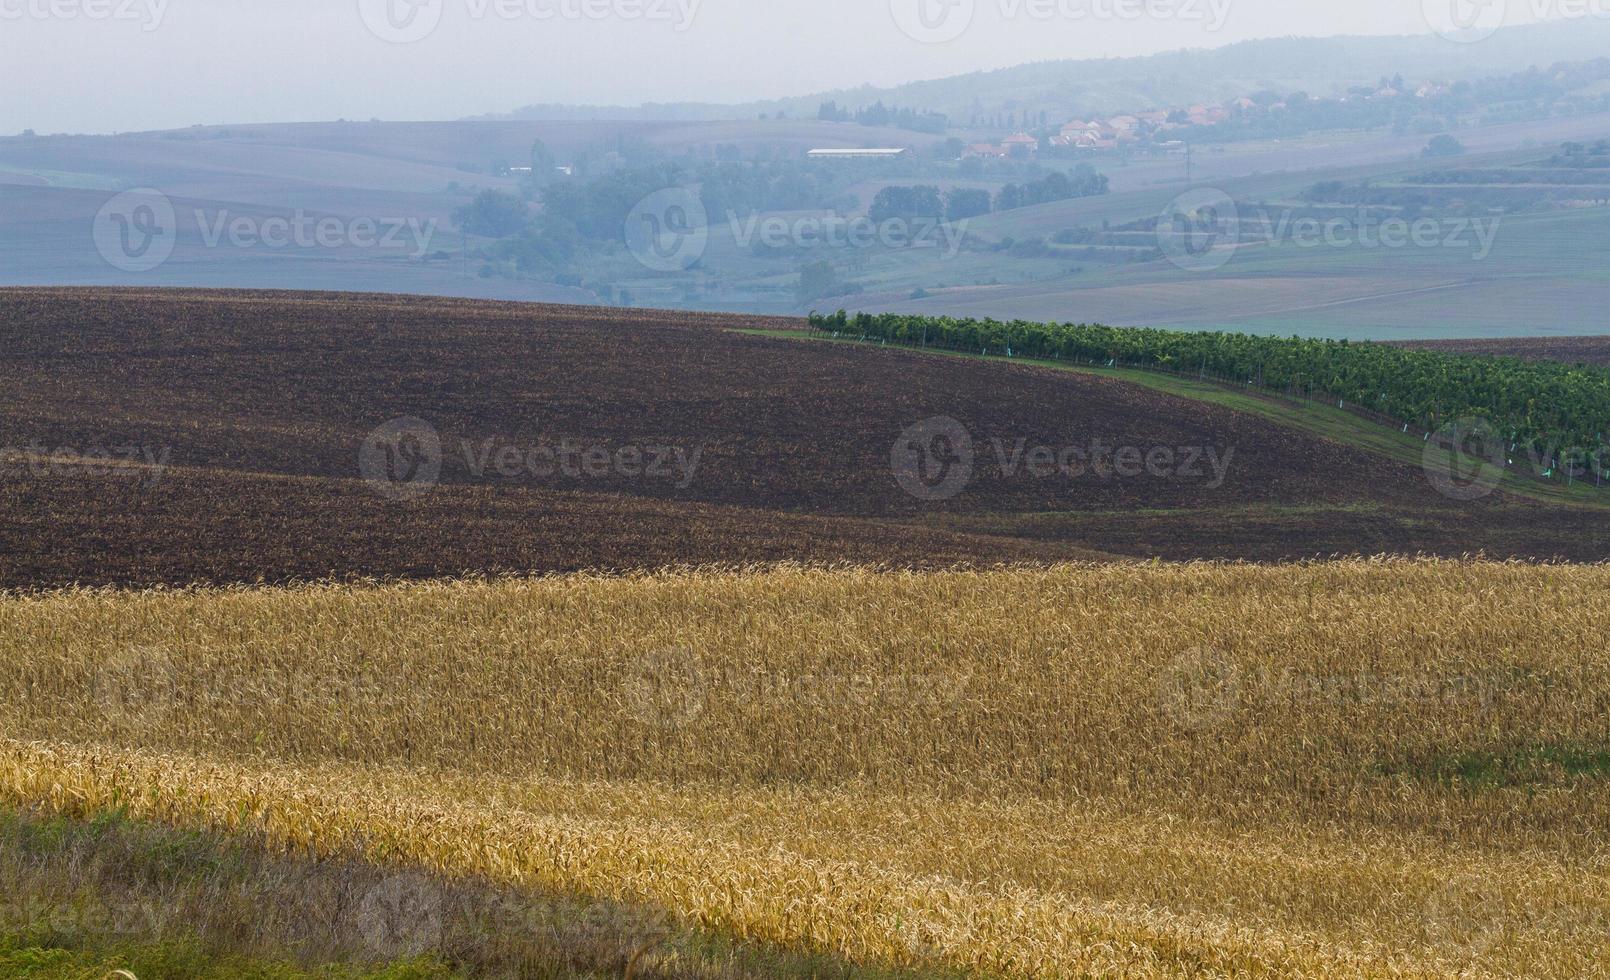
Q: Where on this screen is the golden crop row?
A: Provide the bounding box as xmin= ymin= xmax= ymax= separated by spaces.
xmin=2 ymin=560 xmax=1609 ymax=975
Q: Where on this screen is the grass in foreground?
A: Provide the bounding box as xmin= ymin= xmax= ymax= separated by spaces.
xmin=0 ymin=806 xmax=952 ymax=980
xmin=3 ymin=562 xmax=1610 ymax=977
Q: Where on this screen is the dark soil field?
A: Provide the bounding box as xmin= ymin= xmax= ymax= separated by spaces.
xmin=3 ymin=287 xmax=1607 ymax=587
xmin=1401 ymin=336 xmax=1610 ymax=368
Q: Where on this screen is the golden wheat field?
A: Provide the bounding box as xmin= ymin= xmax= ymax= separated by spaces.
xmin=4 ymin=560 xmax=1610 ymax=977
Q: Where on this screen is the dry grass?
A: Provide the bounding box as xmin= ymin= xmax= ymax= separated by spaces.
xmin=3 ymin=560 xmax=1610 ymax=977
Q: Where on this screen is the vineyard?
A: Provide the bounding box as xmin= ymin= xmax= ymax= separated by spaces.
xmin=812 ymin=311 xmax=1610 ymax=478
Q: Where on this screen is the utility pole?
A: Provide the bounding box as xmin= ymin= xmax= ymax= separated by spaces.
xmin=1185 ymin=142 xmax=1194 ymax=186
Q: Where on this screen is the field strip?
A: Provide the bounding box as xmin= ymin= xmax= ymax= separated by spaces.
xmin=5 ymin=563 xmax=1610 ymax=973
xmin=1146 ymin=279 xmax=1476 ymax=323
xmin=10 ymin=738 xmax=1606 ymax=978
xmin=735 ymin=328 xmax=1609 ymax=508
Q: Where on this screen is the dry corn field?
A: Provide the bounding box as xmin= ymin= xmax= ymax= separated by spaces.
xmin=3 ymin=559 xmax=1610 ymax=977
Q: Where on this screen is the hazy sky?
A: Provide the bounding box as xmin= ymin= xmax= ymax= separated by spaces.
xmin=0 ymin=0 xmax=1560 ymax=134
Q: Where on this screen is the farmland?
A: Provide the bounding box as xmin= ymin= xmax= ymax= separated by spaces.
xmin=7 ymin=100 xmax=1610 ymax=338
xmin=812 ymin=311 xmax=1610 ymax=461
xmin=7 ymin=288 xmax=1610 ymax=590
xmin=6 ymin=287 xmax=1610 ymax=977
xmin=1404 ymin=335 xmax=1610 ymax=368
xmin=4 ymin=561 xmax=1610 ymax=977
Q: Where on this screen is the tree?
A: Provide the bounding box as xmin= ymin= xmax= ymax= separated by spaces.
xmin=1423 ymin=134 xmax=1467 ymax=158
xmin=797 ymin=259 xmax=858 ymax=305
xmin=945 ymin=188 xmax=992 ymax=221
xmin=817 ymin=101 xmax=850 ymax=123
xmin=452 ymin=190 xmax=529 ymax=238
xmin=869 ymin=185 xmax=943 ymax=223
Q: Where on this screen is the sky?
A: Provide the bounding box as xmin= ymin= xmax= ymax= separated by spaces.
xmin=0 ymin=0 xmax=1564 ymax=134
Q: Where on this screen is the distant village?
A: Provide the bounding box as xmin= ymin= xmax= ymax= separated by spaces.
xmin=962 ymin=82 xmax=1455 ymax=158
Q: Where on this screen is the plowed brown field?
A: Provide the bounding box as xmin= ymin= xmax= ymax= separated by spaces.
xmin=3 ymin=287 xmax=1607 ymax=587
xmin=1402 ymin=335 xmax=1610 ymax=367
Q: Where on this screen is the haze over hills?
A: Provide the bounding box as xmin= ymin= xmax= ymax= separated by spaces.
xmin=6 ymin=21 xmax=1610 ymax=338
xmin=482 ymin=21 xmax=1610 ymax=123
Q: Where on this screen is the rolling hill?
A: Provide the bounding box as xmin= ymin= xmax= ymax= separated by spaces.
xmin=3 ymin=287 xmax=1609 ymax=590
xmin=489 ymin=21 xmax=1610 ymax=124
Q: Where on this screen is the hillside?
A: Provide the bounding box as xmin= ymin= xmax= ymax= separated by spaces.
xmin=3 ymin=288 xmax=1609 ymax=588
xmin=489 ymin=21 xmax=1610 ymax=123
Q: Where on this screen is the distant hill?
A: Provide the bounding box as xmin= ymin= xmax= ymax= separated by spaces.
xmin=481 ymin=21 xmax=1610 ymax=124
